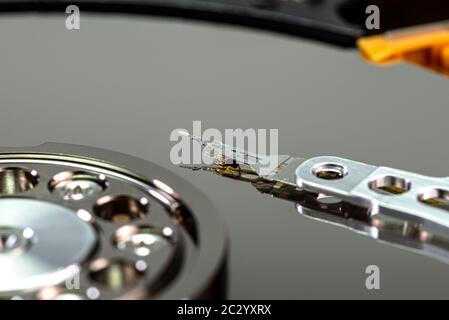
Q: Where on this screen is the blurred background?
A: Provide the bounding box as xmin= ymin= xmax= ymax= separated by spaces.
xmin=1 ymin=13 xmax=448 ymax=298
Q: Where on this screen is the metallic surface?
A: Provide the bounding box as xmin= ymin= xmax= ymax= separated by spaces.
xmin=0 ymin=143 xmax=227 ymax=299
xmin=3 ymin=13 xmax=449 ymax=299
xmin=0 ymin=199 xmax=96 ymax=293
xmin=296 ymin=156 xmax=449 ymax=232
xmin=183 ymin=134 xmax=449 ymax=268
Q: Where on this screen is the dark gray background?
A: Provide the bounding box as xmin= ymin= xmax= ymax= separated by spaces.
xmin=1 ymin=13 xmax=449 ymax=299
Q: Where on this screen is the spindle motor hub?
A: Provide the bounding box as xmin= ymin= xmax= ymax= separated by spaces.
xmin=0 ymin=143 xmax=227 ymax=300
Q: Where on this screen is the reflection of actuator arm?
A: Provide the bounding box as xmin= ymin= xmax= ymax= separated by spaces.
xmin=181 ymin=133 xmax=449 ymax=265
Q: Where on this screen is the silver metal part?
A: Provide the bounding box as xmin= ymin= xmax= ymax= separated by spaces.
xmin=296 ymin=156 xmax=449 ymax=233
xmin=0 ymin=143 xmax=227 ymax=300
xmin=0 ymin=198 xmax=96 ymax=293
xmin=49 ymin=171 xmax=107 ymax=201
xmin=181 ymin=135 xmax=449 ymax=265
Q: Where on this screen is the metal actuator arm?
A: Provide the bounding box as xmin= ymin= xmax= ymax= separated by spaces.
xmin=296 ymin=156 xmax=449 ymax=232
xmin=181 ymin=134 xmax=449 ymax=231
xmin=181 ymin=134 xmax=449 ymax=264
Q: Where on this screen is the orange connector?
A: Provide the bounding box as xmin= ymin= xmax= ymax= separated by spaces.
xmin=357 ymin=24 xmax=449 ymax=76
